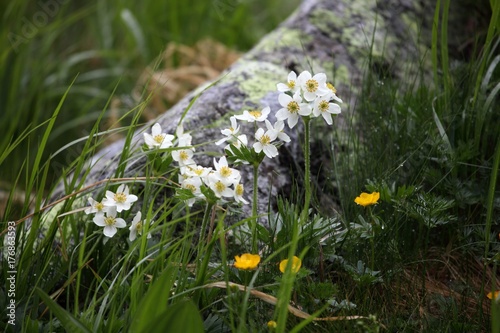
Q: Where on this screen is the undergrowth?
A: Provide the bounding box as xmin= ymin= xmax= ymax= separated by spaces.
xmin=1 ymin=1 xmax=499 ymax=332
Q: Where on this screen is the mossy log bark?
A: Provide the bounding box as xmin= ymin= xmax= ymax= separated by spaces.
xmin=52 ymin=0 xmax=482 ymax=220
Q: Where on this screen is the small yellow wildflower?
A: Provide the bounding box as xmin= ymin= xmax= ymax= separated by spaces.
xmin=234 ymin=253 xmax=261 ymax=270
xmin=279 ymin=256 xmax=302 ymax=273
xmin=487 ymin=290 xmax=500 ymax=301
xmin=354 ymin=192 xmax=380 ymax=207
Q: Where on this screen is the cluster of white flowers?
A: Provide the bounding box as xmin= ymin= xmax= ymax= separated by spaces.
xmin=84 ymin=70 xmax=341 ymax=240
xmin=85 ymin=184 xmax=150 ymax=240
xmin=143 ymin=122 xmax=249 ymax=207
xmin=215 ymin=70 xmax=342 ymax=160
xmin=276 ymin=70 xmax=342 ymax=127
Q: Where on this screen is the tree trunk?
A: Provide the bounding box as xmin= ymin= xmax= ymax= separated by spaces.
xmin=51 ymin=0 xmax=484 ymax=221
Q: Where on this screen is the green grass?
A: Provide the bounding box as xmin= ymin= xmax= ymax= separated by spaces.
xmin=1 ymin=1 xmax=500 ymax=332
xmin=0 ymin=0 xmax=300 ymax=195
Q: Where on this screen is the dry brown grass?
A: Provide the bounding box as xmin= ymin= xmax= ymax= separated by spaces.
xmin=134 ymin=38 xmax=240 ymax=120
xmin=390 ymin=248 xmax=498 ymax=331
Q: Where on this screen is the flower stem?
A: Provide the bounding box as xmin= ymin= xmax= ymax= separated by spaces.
xmin=197 ymin=202 xmax=214 ymax=265
xmin=251 ymin=162 xmax=259 ymax=253
xmin=300 ymin=117 xmax=312 ymax=224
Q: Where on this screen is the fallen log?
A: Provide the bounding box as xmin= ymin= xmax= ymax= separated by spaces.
xmin=49 ymin=0 xmax=485 ymax=222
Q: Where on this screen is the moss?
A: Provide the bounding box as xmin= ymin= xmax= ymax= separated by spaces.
xmin=252 ymin=27 xmax=313 ymax=53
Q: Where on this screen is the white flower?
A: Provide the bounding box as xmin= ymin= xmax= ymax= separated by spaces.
xmin=265 ymin=120 xmax=290 ymax=143
xmin=233 ymin=182 xmax=249 ymax=204
xmin=172 ymin=148 xmax=196 ymax=167
xmin=128 ymin=211 xmax=152 ymax=241
xmin=143 ymin=123 xmax=175 ymax=149
xmin=212 ymin=156 xmax=241 ymax=185
xmin=182 ymin=164 xmax=212 ymax=179
xmin=180 ymin=176 xmax=204 ymax=207
xmin=216 ymin=116 xmax=240 ymax=146
xmin=297 ymin=71 xmax=329 ymax=102
xmin=85 ymin=197 xmax=109 ymax=216
xmin=234 ymin=106 xmax=271 ymax=123
xmin=207 ymin=177 xmax=234 ymax=198
xmin=253 ymin=127 xmax=278 ymax=159
xmin=103 ymin=184 xmax=138 ymax=212
xmin=93 ymin=207 xmax=126 ymax=238
xmin=176 ymin=123 xmax=192 ymax=147
xmin=312 ymin=93 xmax=341 ymax=125
xmin=277 ymin=71 xmax=299 ymax=93
xmin=276 ymin=92 xmax=310 ymax=128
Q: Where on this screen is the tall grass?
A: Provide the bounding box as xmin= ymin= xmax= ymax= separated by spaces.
xmin=1 ymin=1 xmax=499 ymax=332
xmin=0 ymin=0 xmax=300 ymax=196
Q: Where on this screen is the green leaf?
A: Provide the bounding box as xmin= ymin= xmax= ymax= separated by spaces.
xmin=35 ymin=287 xmax=91 ymax=333
xmin=142 ymin=299 xmax=205 ymax=333
xmin=129 ymin=265 xmax=179 ymax=332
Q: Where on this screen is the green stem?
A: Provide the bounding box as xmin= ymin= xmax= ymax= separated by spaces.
xmin=194 ymin=202 xmax=214 ymax=304
xmin=301 ymin=117 xmax=312 ymax=224
xmin=276 ymin=117 xmax=311 ymax=332
xmin=251 ymin=162 xmax=259 ymax=253
xmin=197 ymin=202 xmax=214 ymax=267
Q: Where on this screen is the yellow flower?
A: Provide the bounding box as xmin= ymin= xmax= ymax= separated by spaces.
xmin=354 ymin=192 xmax=380 ymax=207
xmin=487 ymin=290 xmax=500 ymax=301
xmin=267 ymin=320 xmax=277 ymax=329
xmin=234 ymin=253 xmax=261 ymax=270
xmin=279 ymin=256 xmax=302 ymax=273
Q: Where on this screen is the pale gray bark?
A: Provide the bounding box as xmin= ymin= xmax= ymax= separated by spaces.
xmin=52 ymin=0 xmax=481 ymax=221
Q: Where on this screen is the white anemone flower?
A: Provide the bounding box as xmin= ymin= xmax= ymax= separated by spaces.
xmin=312 ymin=93 xmax=341 ymax=125
xmin=265 ymin=120 xmax=290 ymax=143
xmin=128 ymin=211 xmax=152 ymax=241
xmin=234 ymin=106 xmax=271 ymax=123
xmin=85 ymin=197 xmax=109 ymax=216
xmin=208 ymin=177 xmax=234 ymax=198
xmin=103 ymin=184 xmax=138 ymax=212
xmin=276 ymin=92 xmax=310 ymax=128
xmin=212 ymin=156 xmax=241 ymax=185
xmin=183 ymin=164 xmax=212 ymax=179
xmin=216 ymin=116 xmax=240 ymax=145
xmin=253 ymin=127 xmax=278 ymax=159
xmin=143 ymin=123 xmax=175 ymax=149
xmin=297 ymin=71 xmax=330 ymax=102
xmin=233 ymin=182 xmax=249 ymax=204
xmin=93 ymin=206 xmax=126 ymax=238
xmin=172 ymin=148 xmax=196 ymax=167
xmin=277 ymin=71 xmax=299 ymax=93
xmin=180 ymin=176 xmax=204 ymax=207
xmin=176 ymin=123 xmax=192 ymax=147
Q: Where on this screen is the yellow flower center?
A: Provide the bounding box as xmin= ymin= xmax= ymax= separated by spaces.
xmin=179 ymin=150 xmax=189 ymax=161
xmin=287 ymin=80 xmax=296 ymax=89
xmin=153 ymin=134 xmax=164 ymax=144
xmin=327 ymin=82 xmax=337 ymax=94
xmin=194 ymin=169 xmax=204 ymax=176
xmin=305 ymin=79 xmax=318 ymax=92
xmin=220 ymin=166 xmax=232 ymax=178
xmin=135 ymin=222 xmax=143 ymax=232
xmin=260 ymin=134 xmax=271 ymax=145
xmin=319 ymin=100 xmax=329 ymax=112
xmin=249 ymin=110 xmax=262 ymax=119
xmin=235 ymin=183 xmax=244 ymax=196
xmin=214 ymin=181 xmax=226 ymax=193
xmin=287 ymin=101 xmax=299 ymax=114
xmin=95 ymin=202 xmax=104 ymax=211
xmin=114 ymin=192 xmax=127 ymax=204
xmin=104 ymin=217 xmax=116 ymax=226
xmin=184 ymin=184 xmax=196 ymax=193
